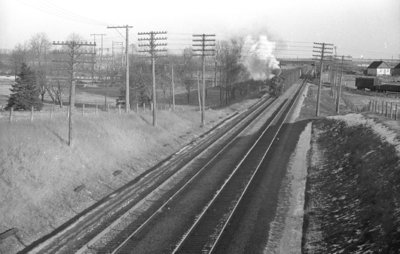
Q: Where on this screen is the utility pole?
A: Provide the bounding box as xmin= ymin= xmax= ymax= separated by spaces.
xmin=90 ymin=34 xmax=106 ymax=84
xmin=107 ymin=25 xmax=133 ymax=112
xmin=313 ymin=42 xmax=333 ymax=117
xmin=193 ymin=34 xmax=216 ymax=127
xmin=52 ymin=41 xmax=96 ymax=146
xmin=138 ymin=31 xmax=168 ymax=126
xmin=335 ymin=55 xmax=352 ymax=114
xmin=214 ymin=58 xmax=218 ymax=88
xmin=171 ymin=64 xmax=175 ymax=110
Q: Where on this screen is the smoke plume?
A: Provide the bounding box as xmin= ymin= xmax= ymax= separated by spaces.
xmin=241 ymin=35 xmax=280 ymax=80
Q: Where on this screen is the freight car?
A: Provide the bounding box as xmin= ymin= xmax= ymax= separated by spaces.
xmin=355 ymin=77 xmax=400 ymax=93
xmin=376 ymin=83 xmax=400 ymax=93
xmin=355 ymin=77 xmax=380 ymax=91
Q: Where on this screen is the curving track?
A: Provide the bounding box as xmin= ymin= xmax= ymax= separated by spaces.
xmin=107 ymin=78 xmax=308 ymax=254
xmin=24 ymin=89 xmax=278 ymax=254
xmin=173 ymin=78 xmax=307 ymax=254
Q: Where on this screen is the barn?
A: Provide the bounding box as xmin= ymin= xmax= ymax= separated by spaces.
xmin=392 ymin=63 xmax=400 ymax=76
xmin=366 ymin=61 xmax=391 ymax=76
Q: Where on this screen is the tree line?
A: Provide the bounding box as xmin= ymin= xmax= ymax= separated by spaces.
xmin=2 ymin=32 xmax=269 ymax=111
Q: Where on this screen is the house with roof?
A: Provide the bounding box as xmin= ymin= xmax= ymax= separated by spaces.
xmin=366 ymin=61 xmax=391 ymax=76
xmin=392 ymin=63 xmax=400 ymax=76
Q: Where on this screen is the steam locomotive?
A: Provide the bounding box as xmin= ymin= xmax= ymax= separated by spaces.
xmin=268 ymin=66 xmax=309 ymax=96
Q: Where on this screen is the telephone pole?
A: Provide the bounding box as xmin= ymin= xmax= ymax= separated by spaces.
xmin=193 ymin=34 xmax=216 ymax=127
xmin=313 ymin=42 xmax=333 ymax=117
xmin=335 ymin=55 xmax=352 ymax=114
xmin=52 ymin=41 xmax=96 ymax=146
xmin=107 ymin=25 xmax=133 ymax=112
xmin=171 ymin=64 xmax=175 ymax=111
xmin=138 ymin=31 xmax=168 ymax=126
xmin=90 ymin=33 xmax=106 ymax=81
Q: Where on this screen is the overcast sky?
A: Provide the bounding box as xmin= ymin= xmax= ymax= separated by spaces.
xmin=0 ymin=0 xmax=399 ymax=59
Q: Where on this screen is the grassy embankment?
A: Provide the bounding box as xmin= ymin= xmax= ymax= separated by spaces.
xmin=0 ymin=97 xmax=257 ymax=253
xmin=303 ymin=119 xmax=400 ymax=253
xmin=298 ymin=82 xmax=400 ymax=252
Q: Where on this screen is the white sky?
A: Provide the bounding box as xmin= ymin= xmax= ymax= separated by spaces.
xmin=0 ymin=0 xmax=399 ymax=59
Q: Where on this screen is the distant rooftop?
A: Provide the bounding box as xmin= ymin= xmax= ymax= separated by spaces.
xmin=367 ymin=61 xmax=390 ymax=69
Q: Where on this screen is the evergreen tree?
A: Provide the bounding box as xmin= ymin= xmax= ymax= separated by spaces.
xmin=6 ymin=63 xmax=43 ymax=110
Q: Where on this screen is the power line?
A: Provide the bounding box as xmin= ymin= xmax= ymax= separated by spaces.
xmin=16 ymin=0 xmax=107 ymax=26
xmin=333 ymin=55 xmax=352 ymax=113
xmin=52 ymin=40 xmax=96 ymax=146
xmin=107 ymin=25 xmax=133 ymax=112
xmin=192 ymin=34 xmax=215 ymax=127
xmin=313 ymin=42 xmax=334 ymax=117
xmin=90 ymin=33 xmax=106 ymax=85
xmin=138 ymin=31 xmax=168 ymax=126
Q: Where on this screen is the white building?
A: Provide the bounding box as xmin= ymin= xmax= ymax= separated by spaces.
xmin=366 ymin=61 xmax=391 ymax=76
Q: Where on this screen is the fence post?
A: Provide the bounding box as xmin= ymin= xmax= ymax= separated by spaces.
xmin=118 ymin=104 xmax=121 ymax=115
xmin=377 ymin=101 xmax=379 ymax=114
xmin=396 ymin=104 xmax=398 ymax=120
xmin=107 ymin=103 xmax=110 ymax=112
xmin=9 ymin=107 xmax=13 ymax=122
xmin=143 ymin=103 xmax=145 ymax=112
xmin=30 ymin=106 xmax=34 ymax=122
xmin=381 ymin=101 xmax=384 ymax=115
xmin=390 ymin=102 xmax=393 ymax=119
xmin=385 ymin=102 xmax=388 ymax=117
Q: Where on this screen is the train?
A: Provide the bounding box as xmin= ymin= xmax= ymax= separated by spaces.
xmin=268 ymin=65 xmax=311 ymax=96
xmin=355 ymin=77 xmax=400 ymax=93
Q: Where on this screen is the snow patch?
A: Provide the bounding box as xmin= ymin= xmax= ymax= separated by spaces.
xmin=263 ymin=122 xmax=312 ymax=253
xmin=289 ymin=83 xmax=309 ymax=123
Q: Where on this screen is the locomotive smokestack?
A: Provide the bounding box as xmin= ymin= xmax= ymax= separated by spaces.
xmin=241 ymin=35 xmax=280 ymax=80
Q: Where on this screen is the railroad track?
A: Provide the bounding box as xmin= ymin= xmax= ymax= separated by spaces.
xmin=24 ymin=91 xmax=278 ymax=254
xmin=172 ymin=78 xmax=307 ymax=254
xmin=105 ymin=79 xmax=307 ymax=254
xmin=83 ymin=96 xmax=284 ymax=253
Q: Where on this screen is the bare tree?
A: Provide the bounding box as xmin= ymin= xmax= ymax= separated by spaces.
xmin=217 ymin=38 xmax=246 ymax=104
xmin=30 ymin=33 xmax=51 ymax=67
xmin=10 ymin=43 xmax=29 ymax=79
xmin=181 ymin=47 xmax=196 ymax=104
xmin=30 ymin=33 xmax=52 ymax=101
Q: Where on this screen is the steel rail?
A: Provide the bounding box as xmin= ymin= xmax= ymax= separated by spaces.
xmin=208 ymin=77 xmax=308 ymax=253
xmin=108 ymin=96 xmax=278 ymax=254
xmin=172 ymin=78 xmax=307 ymax=254
xmin=26 ymin=97 xmax=270 ymax=254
